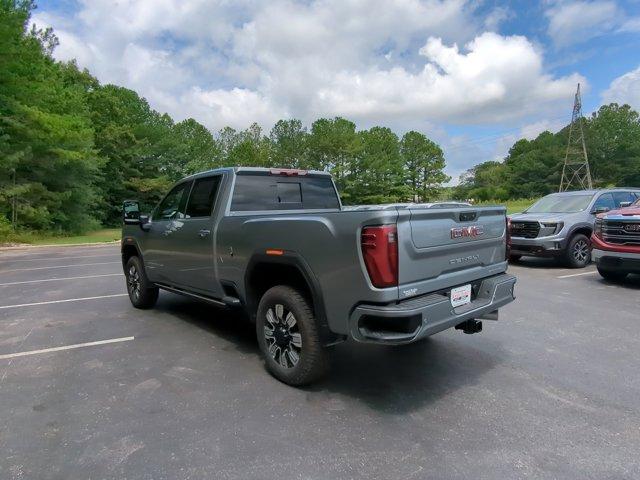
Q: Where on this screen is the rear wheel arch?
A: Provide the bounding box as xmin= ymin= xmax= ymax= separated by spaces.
xmin=122 ymin=242 xmax=140 ymax=265
xmin=244 ymin=253 xmax=336 ymax=344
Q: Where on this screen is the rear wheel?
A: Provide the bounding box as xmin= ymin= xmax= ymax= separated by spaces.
xmin=125 ymin=256 xmax=159 ymax=309
xmin=563 ymin=234 xmax=591 ymax=268
xmin=509 ymin=254 xmax=522 ymax=262
xmin=256 ymin=285 xmax=328 ymax=386
xmin=597 ymin=265 xmax=628 ymax=282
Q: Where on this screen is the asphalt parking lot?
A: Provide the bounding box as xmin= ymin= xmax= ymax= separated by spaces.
xmin=0 ymin=244 xmax=639 ymax=480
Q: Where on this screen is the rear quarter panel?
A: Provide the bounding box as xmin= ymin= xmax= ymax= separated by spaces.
xmin=216 ymin=209 xmax=399 ymax=335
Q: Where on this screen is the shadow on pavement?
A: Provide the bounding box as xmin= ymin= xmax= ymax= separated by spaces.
xmin=155 ymin=295 xmax=259 ymax=356
xmin=312 ymin=336 xmax=503 ymax=414
xmin=588 ymin=273 xmax=640 ymax=290
xmin=509 ymin=257 xmax=567 ymax=270
xmin=154 ymin=293 xmax=505 ymax=413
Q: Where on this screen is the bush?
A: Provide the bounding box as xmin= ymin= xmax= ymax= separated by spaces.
xmin=0 ymin=216 xmax=13 ymax=237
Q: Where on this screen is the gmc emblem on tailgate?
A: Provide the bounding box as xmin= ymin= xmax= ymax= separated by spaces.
xmin=451 ymin=225 xmax=484 ymax=239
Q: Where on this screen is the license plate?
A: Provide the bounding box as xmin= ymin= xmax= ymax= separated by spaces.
xmin=450 ymin=284 xmax=472 ymax=307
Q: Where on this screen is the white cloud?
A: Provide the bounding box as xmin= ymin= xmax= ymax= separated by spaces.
xmin=310 ymin=33 xmax=582 ymax=124
xmin=520 ymin=118 xmax=567 ymax=139
xmin=602 ymin=65 xmax=640 ymax=109
xmin=544 ymin=0 xmax=640 ymax=47
xmin=32 ymin=0 xmax=582 ymax=175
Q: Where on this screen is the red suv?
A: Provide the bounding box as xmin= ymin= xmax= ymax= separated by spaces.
xmin=592 ymin=198 xmax=640 ymax=281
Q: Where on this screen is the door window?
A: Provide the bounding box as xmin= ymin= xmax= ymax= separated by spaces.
xmin=612 ymin=191 xmax=636 ymax=208
xmin=154 ymin=182 xmax=190 ymax=220
xmin=185 ymin=176 xmax=222 ymax=218
xmin=592 ymin=193 xmax=615 ymax=211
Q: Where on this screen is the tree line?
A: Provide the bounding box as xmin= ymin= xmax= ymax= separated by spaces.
xmin=0 ymin=1 xmax=448 ymax=234
xmin=3 ymin=1 xmax=639 ymax=236
xmin=452 ymin=103 xmax=640 ymax=201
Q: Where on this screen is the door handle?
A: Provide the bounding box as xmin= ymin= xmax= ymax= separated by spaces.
xmin=198 ymin=229 xmax=211 ymax=238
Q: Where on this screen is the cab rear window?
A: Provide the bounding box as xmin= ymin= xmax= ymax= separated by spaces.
xmin=231 ymin=174 xmax=340 ymax=211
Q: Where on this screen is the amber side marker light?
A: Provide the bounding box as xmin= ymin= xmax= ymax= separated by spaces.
xmin=266 ymin=249 xmax=284 ymax=256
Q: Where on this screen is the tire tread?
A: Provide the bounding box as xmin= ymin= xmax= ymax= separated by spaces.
xmin=257 ymin=285 xmax=328 ymax=386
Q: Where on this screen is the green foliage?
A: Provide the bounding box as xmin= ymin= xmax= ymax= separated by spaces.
xmin=0 ymin=1 xmax=99 ymax=233
xmin=3 ymin=2 xmax=640 ymax=236
xmin=0 ymin=1 xmax=460 ymax=234
xmin=454 ymin=104 xmax=640 ymax=200
xmin=401 ymin=131 xmax=450 ymax=201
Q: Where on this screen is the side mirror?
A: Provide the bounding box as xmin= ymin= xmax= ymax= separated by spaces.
xmin=123 ymin=200 xmax=141 ymax=224
xmin=619 ymin=201 xmax=632 ymax=208
xmin=139 ymin=214 xmax=151 ymax=231
xmin=592 ymin=206 xmax=610 ymax=214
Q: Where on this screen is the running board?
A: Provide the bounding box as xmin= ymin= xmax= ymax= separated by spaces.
xmin=156 ymin=283 xmax=241 ymax=307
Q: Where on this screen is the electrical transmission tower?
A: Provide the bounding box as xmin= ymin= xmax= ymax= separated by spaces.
xmin=559 ymin=83 xmax=592 ymax=191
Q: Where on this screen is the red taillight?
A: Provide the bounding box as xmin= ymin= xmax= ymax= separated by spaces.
xmin=506 ymin=217 xmax=511 ymax=260
xmin=361 ymin=225 xmax=398 ymax=288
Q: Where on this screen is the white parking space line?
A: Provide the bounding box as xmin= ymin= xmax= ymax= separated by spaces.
xmin=557 ymin=271 xmax=598 ymax=279
xmin=0 ymin=253 xmax=119 ymax=264
xmin=0 ymin=293 xmax=128 ymax=310
xmin=1 ymin=261 xmax=120 ymax=273
xmin=0 ymin=273 xmax=122 ymax=287
xmin=0 ymin=336 xmax=134 ymax=360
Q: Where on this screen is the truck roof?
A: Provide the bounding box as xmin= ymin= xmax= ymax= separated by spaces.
xmin=182 ymin=166 xmax=332 ymax=181
xmin=548 ymin=188 xmax=640 ymax=195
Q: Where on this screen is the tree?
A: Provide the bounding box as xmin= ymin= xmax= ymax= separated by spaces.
xmin=345 ymin=127 xmax=408 ymax=204
xmin=306 ymin=117 xmax=360 ymax=192
xmin=177 ymin=119 xmax=222 ymax=175
xmin=269 ymin=119 xmax=307 ymax=168
xmin=586 ymin=103 xmax=640 ymax=187
xmin=0 ymin=1 xmax=100 ymax=232
xmin=0 ymin=1 xmax=453 ymax=233
xmin=227 ymin=123 xmax=271 ymax=168
xmin=400 ymin=131 xmax=449 ymax=201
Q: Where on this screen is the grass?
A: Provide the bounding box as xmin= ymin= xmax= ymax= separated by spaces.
xmin=476 ymin=198 xmax=537 ymax=215
xmin=0 ymin=228 xmax=121 ymax=246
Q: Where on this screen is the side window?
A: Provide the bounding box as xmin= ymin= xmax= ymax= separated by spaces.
xmin=592 ymin=193 xmax=615 ymax=211
xmin=185 ymin=176 xmax=222 ymax=218
xmin=612 ymin=191 xmax=636 ymax=208
xmin=231 ymin=175 xmax=276 ymax=211
xmin=154 ymin=182 xmax=190 ymax=220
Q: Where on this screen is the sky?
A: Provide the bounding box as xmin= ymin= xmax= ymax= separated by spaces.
xmin=33 ymin=0 xmax=640 ymax=182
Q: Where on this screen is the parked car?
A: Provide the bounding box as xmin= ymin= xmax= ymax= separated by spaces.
xmin=508 ymin=189 xmax=640 ymax=268
xmin=592 ymin=198 xmax=640 ymax=281
xmin=121 ymin=167 xmax=516 ymax=385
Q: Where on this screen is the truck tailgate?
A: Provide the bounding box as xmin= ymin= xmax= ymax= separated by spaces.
xmin=396 ymin=206 xmax=508 ymax=299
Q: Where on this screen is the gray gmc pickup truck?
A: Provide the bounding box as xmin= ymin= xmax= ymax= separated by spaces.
xmin=121 ymin=167 xmax=516 ymax=385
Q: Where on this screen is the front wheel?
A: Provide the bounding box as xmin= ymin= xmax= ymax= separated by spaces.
xmin=256 ymin=286 xmax=328 ymax=386
xmin=597 ymin=266 xmax=628 ymax=282
xmin=125 ymin=256 xmax=159 ymax=309
xmin=563 ymin=234 xmax=591 ymax=268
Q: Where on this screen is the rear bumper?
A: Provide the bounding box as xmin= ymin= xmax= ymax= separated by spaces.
xmin=349 ymin=273 xmax=517 ymax=345
xmin=593 ymin=248 xmax=640 ymax=273
xmin=510 ymin=236 xmax=566 ymax=257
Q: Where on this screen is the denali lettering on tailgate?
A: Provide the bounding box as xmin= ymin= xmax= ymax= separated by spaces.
xmin=450 ymin=225 xmax=484 ymax=239
xmin=449 ymin=254 xmax=480 ymax=265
